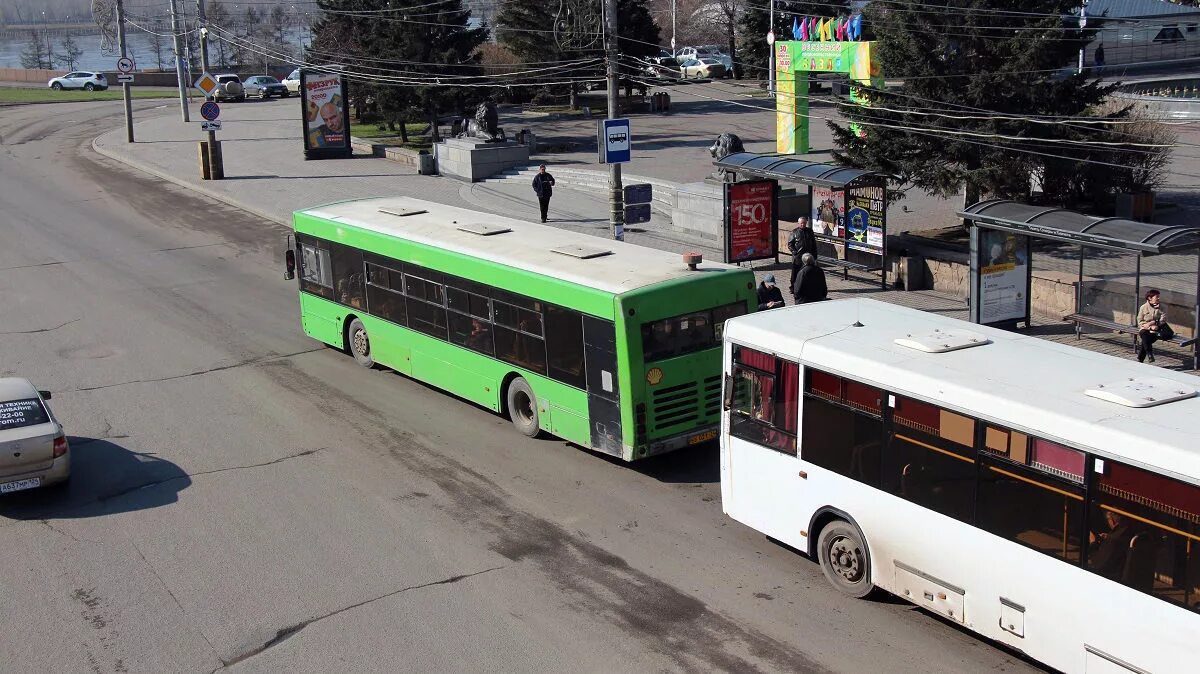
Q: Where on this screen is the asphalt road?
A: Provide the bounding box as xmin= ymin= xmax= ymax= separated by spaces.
xmin=0 ymin=101 xmax=1043 ymax=673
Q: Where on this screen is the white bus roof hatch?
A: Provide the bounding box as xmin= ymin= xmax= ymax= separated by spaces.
xmin=894 ymin=328 xmax=990 ymax=354
xmin=1085 ymin=377 xmax=1197 ymax=408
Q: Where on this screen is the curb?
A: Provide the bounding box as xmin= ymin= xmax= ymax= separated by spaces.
xmin=91 ymin=131 xmax=290 ymax=226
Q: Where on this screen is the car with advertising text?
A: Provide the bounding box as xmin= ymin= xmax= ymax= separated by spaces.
xmin=0 ymin=379 xmax=69 ymax=494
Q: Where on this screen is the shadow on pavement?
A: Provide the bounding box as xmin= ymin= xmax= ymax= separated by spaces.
xmin=630 ymin=440 xmax=720 ymax=484
xmin=0 ymin=436 xmax=191 ymax=521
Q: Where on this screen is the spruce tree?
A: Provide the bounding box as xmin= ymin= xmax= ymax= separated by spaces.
xmin=495 ymin=0 xmax=603 ymax=106
xmin=826 ymin=1 xmax=1149 ymax=211
xmin=496 ymin=0 xmax=660 ymax=104
xmin=313 ymin=0 xmax=487 ymax=142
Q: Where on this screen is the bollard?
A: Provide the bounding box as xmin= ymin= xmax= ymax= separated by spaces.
xmin=198 ymin=141 xmax=212 ymax=180
xmin=207 ymin=139 xmax=224 ymax=180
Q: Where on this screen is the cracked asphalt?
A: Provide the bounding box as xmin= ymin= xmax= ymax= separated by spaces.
xmin=0 ymin=101 xmax=1043 ymax=673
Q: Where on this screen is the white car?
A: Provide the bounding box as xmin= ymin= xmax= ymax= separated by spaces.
xmin=677 ymin=47 xmax=733 ymax=77
xmin=283 ymin=68 xmax=301 ymax=94
xmin=679 ymin=58 xmax=727 ymax=80
xmin=0 ymin=379 xmax=69 ymax=494
xmin=48 ymin=71 xmax=109 ymax=91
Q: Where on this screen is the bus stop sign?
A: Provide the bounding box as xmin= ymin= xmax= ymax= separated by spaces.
xmin=598 ymin=118 xmax=631 ymax=164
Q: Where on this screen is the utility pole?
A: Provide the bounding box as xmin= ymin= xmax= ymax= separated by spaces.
xmin=197 ymin=0 xmax=214 ymax=155
xmin=169 ymin=0 xmax=190 ymax=121
xmin=605 ymin=0 xmax=624 ymax=242
xmin=115 ymin=0 xmax=134 ymax=142
xmin=671 ymin=0 xmax=676 ymax=56
xmin=196 ymin=0 xmax=210 ymax=71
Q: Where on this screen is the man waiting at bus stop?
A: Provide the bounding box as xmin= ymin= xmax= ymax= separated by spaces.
xmin=532 ymin=164 xmax=556 ymax=223
xmin=792 ymin=253 xmax=828 ymax=304
xmin=757 ymin=274 xmax=785 ymax=310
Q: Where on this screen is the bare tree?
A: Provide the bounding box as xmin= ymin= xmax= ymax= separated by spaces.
xmin=20 ymin=31 xmax=50 ymax=69
xmin=57 ymin=34 xmax=83 ymax=70
xmin=147 ymin=24 xmax=167 ymax=70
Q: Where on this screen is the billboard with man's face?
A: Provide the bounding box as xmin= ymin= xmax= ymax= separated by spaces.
xmin=300 ymin=70 xmax=352 ymax=159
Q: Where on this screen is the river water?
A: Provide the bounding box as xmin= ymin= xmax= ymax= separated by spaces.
xmin=0 ymin=30 xmax=303 ymax=72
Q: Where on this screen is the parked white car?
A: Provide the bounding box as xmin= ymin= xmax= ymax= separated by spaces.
xmin=47 ymin=71 xmax=109 ymax=91
xmin=679 ymin=58 xmax=726 ymax=80
xmin=283 ymin=68 xmax=301 ymax=94
xmin=677 ymin=47 xmax=733 ymax=77
xmin=0 ymin=379 xmax=69 ymax=494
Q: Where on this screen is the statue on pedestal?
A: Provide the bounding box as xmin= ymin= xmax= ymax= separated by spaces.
xmin=708 ymin=132 xmax=745 ymax=182
xmin=453 ymin=101 xmax=506 ymax=142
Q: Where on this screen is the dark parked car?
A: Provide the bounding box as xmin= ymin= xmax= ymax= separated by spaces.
xmin=243 ymin=75 xmax=289 ymax=99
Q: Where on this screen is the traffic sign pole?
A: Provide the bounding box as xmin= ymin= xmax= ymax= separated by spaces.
xmin=115 ymin=0 xmax=134 ymax=142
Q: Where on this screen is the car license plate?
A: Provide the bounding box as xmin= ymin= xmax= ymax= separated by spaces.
xmin=0 ymin=477 xmax=41 ymax=493
xmin=688 ymin=429 xmax=718 ymax=445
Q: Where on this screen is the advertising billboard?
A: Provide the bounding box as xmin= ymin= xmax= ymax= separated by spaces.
xmin=811 ymin=185 xmax=844 ymax=239
xmin=845 ymin=184 xmax=885 ymax=252
xmin=724 ymin=179 xmax=778 ymax=263
xmin=300 ymin=70 xmax=352 ymax=159
xmin=972 ymin=229 xmax=1031 ymax=327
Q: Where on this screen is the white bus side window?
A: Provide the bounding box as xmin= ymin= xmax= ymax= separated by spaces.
xmin=728 ymin=346 xmax=797 ymax=455
xmin=800 ymin=370 xmax=883 ymax=488
xmin=885 ymin=396 xmax=978 ymax=524
xmin=978 ymin=426 xmax=1086 ymax=565
xmin=1089 ymin=459 xmax=1200 ymax=611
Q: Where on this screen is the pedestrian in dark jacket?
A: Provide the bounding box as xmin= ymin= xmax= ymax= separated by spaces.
xmin=531 ymin=164 xmax=556 ymax=222
xmin=788 ymin=217 xmax=818 ymax=290
xmin=792 ymin=253 xmax=828 ymax=304
xmin=757 ymin=274 xmax=785 ymax=310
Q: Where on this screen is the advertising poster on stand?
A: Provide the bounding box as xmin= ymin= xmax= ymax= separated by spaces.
xmin=724 ymin=180 xmax=778 ymax=263
xmin=977 ymin=230 xmax=1030 ymax=325
xmin=811 ymin=185 xmax=844 ymax=239
xmin=846 ymin=185 xmax=885 ymax=252
xmin=300 ymin=70 xmax=352 ymax=159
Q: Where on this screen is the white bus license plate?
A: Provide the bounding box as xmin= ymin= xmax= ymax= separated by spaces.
xmin=0 ymin=477 xmax=41 ymax=493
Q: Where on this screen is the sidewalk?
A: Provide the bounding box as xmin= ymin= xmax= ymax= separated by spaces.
xmin=93 ymin=97 xmax=1196 ymax=373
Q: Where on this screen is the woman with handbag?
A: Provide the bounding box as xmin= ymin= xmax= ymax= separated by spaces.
xmin=1136 ymin=289 xmax=1171 ymax=363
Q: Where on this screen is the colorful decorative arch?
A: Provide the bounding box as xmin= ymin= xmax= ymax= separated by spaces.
xmin=774 ymin=38 xmax=883 ymax=155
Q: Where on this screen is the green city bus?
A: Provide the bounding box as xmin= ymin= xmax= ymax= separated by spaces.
xmin=287 ymin=197 xmax=756 ymax=460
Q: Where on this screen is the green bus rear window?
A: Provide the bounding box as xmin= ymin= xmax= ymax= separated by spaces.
xmin=641 ymin=302 xmax=745 ymax=362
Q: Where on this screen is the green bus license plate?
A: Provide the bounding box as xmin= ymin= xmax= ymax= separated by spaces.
xmin=0 ymin=477 xmax=41 ymax=493
xmin=689 ymin=429 xmax=718 ymax=445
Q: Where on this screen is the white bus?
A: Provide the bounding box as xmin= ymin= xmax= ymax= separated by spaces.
xmin=720 ymin=299 xmax=1199 ymax=674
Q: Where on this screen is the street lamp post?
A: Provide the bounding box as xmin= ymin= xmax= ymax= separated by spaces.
xmin=1078 ymin=0 xmax=1088 ymax=74
xmin=768 ymin=0 xmax=775 ymax=97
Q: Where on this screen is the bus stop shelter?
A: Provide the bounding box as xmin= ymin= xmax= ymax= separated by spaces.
xmin=714 ymin=152 xmax=890 ymax=288
xmin=960 ymin=199 xmax=1200 ymax=369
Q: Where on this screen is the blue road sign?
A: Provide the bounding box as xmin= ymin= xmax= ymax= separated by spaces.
xmin=624 ymin=183 xmax=652 ymax=205
xmin=599 ymin=118 xmax=631 ymax=164
xmin=625 ymin=203 xmax=652 ymax=225
xmin=200 ymin=101 xmax=221 ymax=121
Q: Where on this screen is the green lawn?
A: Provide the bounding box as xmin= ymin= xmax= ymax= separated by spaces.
xmin=349 ymin=121 xmax=428 ymax=139
xmin=0 ymin=87 xmax=179 ymax=105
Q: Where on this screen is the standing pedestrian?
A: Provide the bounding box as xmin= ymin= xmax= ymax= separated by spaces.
xmin=787 ymin=216 xmax=818 ymax=290
xmin=1094 ymin=43 xmax=1106 ymax=74
xmin=532 ymin=164 xmax=556 ymax=223
xmin=791 ymin=253 xmax=828 ymax=304
xmin=757 ymin=274 xmax=785 ymax=310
